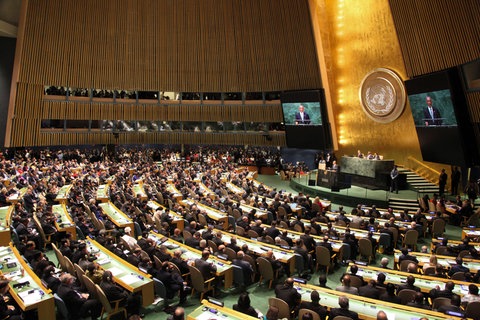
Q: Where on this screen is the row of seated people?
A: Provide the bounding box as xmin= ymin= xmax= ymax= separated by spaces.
xmin=336 ymin=264 xmax=480 ymax=318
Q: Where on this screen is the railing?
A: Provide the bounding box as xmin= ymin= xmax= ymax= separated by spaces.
xmin=405 ymin=156 xmax=440 ymax=186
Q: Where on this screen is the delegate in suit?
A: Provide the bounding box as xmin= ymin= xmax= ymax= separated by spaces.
xmin=294 ymin=104 xmax=311 ymax=125
xmin=423 ymin=96 xmax=442 ymax=126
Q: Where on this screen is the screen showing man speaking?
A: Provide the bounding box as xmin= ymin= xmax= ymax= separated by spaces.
xmin=280 ymin=89 xmax=332 ymax=149
xmin=282 ymin=102 xmax=323 ymax=126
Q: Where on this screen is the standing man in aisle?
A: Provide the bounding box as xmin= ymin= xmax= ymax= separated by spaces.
xmin=439 ymin=169 xmax=448 ymax=196
xmin=390 ymin=165 xmax=399 ymax=194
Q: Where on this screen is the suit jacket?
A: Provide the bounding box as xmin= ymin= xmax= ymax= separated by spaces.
xmin=295 ymin=112 xmax=311 ymax=124
xmin=195 ymin=258 xmax=217 ymax=280
xmin=57 ymin=283 xmax=88 ymax=316
xmin=423 ymin=106 xmax=442 ymax=125
xmin=329 ymin=307 xmax=359 ymax=320
xmin=298 ymin=301 xmax=327 ymax=320
xmin=100 ymin=281 xmax=128 ymax=306
xmin=171 ymin=257 xmax=190 ymax=275
xmin=359 ymin=284 xmax=380 ymax=299
xmin=397 ymin=283 xmax=421 ymax=293
xmin=274 ymin=284 xmax=301 ymax=309
xmin=232 ymin=259 xmax=253 ymax=285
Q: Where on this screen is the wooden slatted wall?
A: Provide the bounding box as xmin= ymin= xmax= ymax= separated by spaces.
xmin=388 ymin=0 xmax=480 ymax=77
xmin=18 ymin=0 xmax=321 ymax=91
xmin=8 ymin=0 xmax=320 ymax=147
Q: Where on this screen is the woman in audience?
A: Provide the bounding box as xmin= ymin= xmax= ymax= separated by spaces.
xmin=232 ymin=292 xmax=259 ymax=317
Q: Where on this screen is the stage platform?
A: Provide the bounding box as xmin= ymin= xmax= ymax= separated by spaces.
xmin=256 ymin=171 xmax=420 ymax=209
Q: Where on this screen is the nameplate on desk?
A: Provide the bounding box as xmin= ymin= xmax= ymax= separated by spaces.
xmin=293 ymin=277 xmax=307 ymax=284
xmin=216 ymin=254 xmax=228 ymax=261
xmin=207 ymin=296 xmax=224 ymax=307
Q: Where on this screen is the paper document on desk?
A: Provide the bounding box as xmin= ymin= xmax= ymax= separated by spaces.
xmin=18 ymin=290 xmax=43 ymax=305
xmin=107 ymin=267 xmax=123 ymax=276
xmin=119 ymin=274 xmax=139 ymax=285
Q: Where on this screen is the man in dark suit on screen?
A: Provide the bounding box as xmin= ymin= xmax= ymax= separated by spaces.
xmin=294 ymin=104 xmax=311 ymax=125
xmin=423 ymin=96 xmax=442 ymax=126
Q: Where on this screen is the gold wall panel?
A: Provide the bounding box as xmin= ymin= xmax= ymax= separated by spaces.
xmin=315 ymin=0 xmax=424 ymax=166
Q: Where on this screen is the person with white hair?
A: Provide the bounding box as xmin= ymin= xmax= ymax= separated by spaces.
xmin=121 ymin=226 xmax=138 ymax=249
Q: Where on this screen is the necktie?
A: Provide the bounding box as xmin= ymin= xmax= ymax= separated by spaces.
xmin=429 ymin=107 xmax=434 ymax=119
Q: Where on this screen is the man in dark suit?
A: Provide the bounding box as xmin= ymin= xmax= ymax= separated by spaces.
xmin=274 ymin=278 xmax=301 ymax=313
xmin=100 ymin=271 xmax=142 ymax=316
xmin=300 ymin=227 xmax=316 ymax=253
xmin=294 ymin=104 xmax=311 ymax=125
xmin=429 ymin=281 xmax=459 ymax=300
xmin=156 ymin=262 xmax=188 ymax=304
xmin=184 ymin=231 xmax=201 ymax=249
xmin=358 ymin=280 xmax=380 ymax=299
xmin=329 ymin=296 xmax=359 ymax=320
xmin=438 ymin=294 xmax=464 ymax=315
xmin=448 ymin=257 xmax=469 ymax=277
xmin=423 ymin=95 xmax=443 ymax=126
xmin=397 ymin=275 xmax=421 ymax=293
xmin=232 ymin=250 xmax=254 ymax=285
xmin=57 ymin=273 xmax=102 ymax=320
xmin=398 ymin=247 xmax=419 ymax=265
xmin=298 ymin=290 xmax=327 ymax=320
xmin=170 ymin=249 xmax=190 ymax=275
xmin=265 ymin=221 xmax=281 ymax=239
xmin=194 ymin=250 xmax=217 ymax=280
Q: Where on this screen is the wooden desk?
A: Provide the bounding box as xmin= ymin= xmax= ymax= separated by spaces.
xmin=166 ymin=184 xmax=183 ymax=201
xmin=0 ymin=206 xmax=13 ymax=246
xmin=54 ymin=184 xmax=72 ymax=204
xmin=146 ymin=200 xmax=185 ymax=231
xmin=52 ymin=204 xmax=77 ymax=239
xmin=393 ymin=249 xmax=480 ymax=273
xmin=7 ymin=187 xmax=27 ymax=204
xmin=98 ymin=202 xmax=133 ymax=231
xmin=225 ymin=182 xmax=246 ymax=196
xmin=187 ymin=299 xmax=258 ymax=320
xmin=180 ymin=198 xmax=229 ymax=230
xmin=298 ymin=220 xmax=382 ymax=241
xmin=0 ymin=245 xmax=55 ymax=320
xmin=430 ymin=238 xmax=480 ymax=252
xmin=462 ymin=228 xmax=480 ymax=240
xmin=199 ymin=229 xmax=296 ymax=273
xmin=294 ymin=282 xmax=461 ymax=320
xmin=147 ymin=233 xmax=233 ymax=289
xmin=348 ymin=263 xmax=476 ymax=296
xmin=86 ymin=238 xmax=154 ymax=306
xmin=325 ymin=211 xmax=410 ymax=232
xmin=260 ymin=224 xmax=344 ymax=252
xmin=96 ymin=184 xmax=110 ymax=202
xmin=132 ymin=183 xmax=147 ymax=201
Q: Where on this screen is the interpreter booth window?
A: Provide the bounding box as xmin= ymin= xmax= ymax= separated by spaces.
xmin=224 ymin=92 xmax=242 ymax=101
xmin=101 ymin=120 xmax=135 ymax=131
xmin=245 ymin=122 xmax=267 ymax=132
xmin=180 ymin=92 xmax=201 ymax=101
xmin=223 ymin=122 xmax=244 ymax=132
xmin=44 ymin=86 xmax=67 ymax=96
xmin=69 ymin=88 xmax=90 ymax=97
xmin=245 ymin=92 xmax=263 ymax=101
xmin=204 ymin=122 xmax=224 ymax=132
xmin=92 ymin=89 xmax=114 ymax=98
xmin=183 ymin=121 xmax=203 ymax=132
xmin=41 ymin=119 xmax=64 ymax=129
xmin=138 ymin=91 xmax=158 ymax=100
xmin=136 ymin=121 xmax=162 ymax=132
xmin=203 ymin=92 xmax=222 ymax=101
xmin=66 ymin=120 xmax=89 ymax=129
xmin=114 ymin=90 xmax=135 ymax=100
